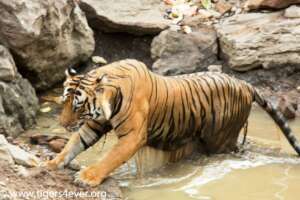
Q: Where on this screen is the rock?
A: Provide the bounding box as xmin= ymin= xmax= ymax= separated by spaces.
xmin=0 ymin=135 xmax=14 ymax=164
xmin=0 ymin=0 xmax=95 ymax=90
xmin=215 ymin=0 xmax=232 ymax=15
xmin=198 ymin=9 xmax=221 ymax=19
xmin=13 ymin=165 xmax=30 ymax=177
xmin=49 ymin=139 xmax=67 ymax=153
xmin=29 ymin=134 xmax=68 ymax=153
xmin=0 ymin=46 xmax=39 ymax=137
xmin=7 ymin=145 xmax=40 ymax=167
xmin=278 ymin=96 xmax=297 ymax=119
xmin=0 ymin=134 xmax=40 ymax=167
xmin=79 ymin=0 xmax=171 ymax=35
xmin=151 ymin=25 xmax=218 ymax=75
xmin=0 ymin=45 xmax=38 ymax=137
xmin=91 ymin=56 xmax=107 ymax=64
xmin=245 ymin=0 xmax=300 ymax=10
xmin=31 ymin=135 xmax=65 ymax=145
xmin=0 ymin=46 xmax=17 ymax=81
xmin=208 ymin=64 xmax=222 ymax=72
xmin=217 ymin=11 xmax=300 ymax=71
xmin=297 ymin=86 xmax=300 ymax=91
xmin=0 ymin=77 xmax=38 ymax=137
xmin=284 ymin=5 xmax=300 ymax=18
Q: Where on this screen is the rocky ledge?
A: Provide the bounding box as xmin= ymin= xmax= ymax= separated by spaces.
xmin=217 ymin=9 xmax=300 ymax=71
xmin=79 ymin=0 xmax=171 ymax=35
xmin=0 ymin=45 xmax=38 ymax=137
xmin=0 ymin=0 xmax=95 ymax=90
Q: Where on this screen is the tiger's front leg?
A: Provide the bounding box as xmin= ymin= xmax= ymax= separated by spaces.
xmin=74 ymin=114 xmax=147 ymax=187
xmin=45 ymin=121 xmax=108 ymax=170
xmin=45 ymin=132 xmax=85 ymax=170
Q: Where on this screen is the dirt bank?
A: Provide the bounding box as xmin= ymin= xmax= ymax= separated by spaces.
xmin=0 ymin=160 xmax=122 ymax=200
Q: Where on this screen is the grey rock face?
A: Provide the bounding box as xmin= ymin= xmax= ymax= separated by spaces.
xmin=0 ymin=46 xmax=17 ymax=81
xmin=0 ymin=76 xmax=39 ymax=137
xmin=0 ymin=0 xmax=95 ymax=90
xmin=79 ymin=0 xmax=171 ymax=35
xmin=217 ymin=11 xmax=300 ymax=71
xmin=0 ymin=46 xmax=38 ymax=137
xmin=245 ymin=0 xmax=300 ymax=10
xmin=151 ymin=26 xmax=218 ymax=75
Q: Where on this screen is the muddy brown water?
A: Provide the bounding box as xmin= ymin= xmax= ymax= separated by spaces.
xmin=24 ymin=102 xmax=300 ymax=200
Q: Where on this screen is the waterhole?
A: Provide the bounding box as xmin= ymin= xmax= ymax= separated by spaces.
xmin=25 ymin=101 xmax=300 ymax=200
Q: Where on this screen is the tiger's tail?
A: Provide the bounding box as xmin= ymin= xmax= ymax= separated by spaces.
xmin=254 ymin=89 xmax=300 ymax=156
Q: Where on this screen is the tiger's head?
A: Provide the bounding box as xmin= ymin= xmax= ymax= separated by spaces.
xmin=59 ymin=68 xmax=84 ymax=130
xmin=59 ymin=68 xmax=122 ymax=130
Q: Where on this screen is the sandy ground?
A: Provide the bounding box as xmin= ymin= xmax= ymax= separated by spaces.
xmin=0 ymin=160 xmax=123 ymax=200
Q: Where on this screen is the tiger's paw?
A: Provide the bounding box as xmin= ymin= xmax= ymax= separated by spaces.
xmin=74 ymin=166 xmax=104 ymax=187
xmin=43 ymin=159 xmax=64 ymax=171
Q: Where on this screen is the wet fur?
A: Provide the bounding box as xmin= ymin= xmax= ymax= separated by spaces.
xmin=45 ymin=59 xmax=300 ymax=186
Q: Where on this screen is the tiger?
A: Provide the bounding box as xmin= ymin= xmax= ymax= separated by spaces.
xmin=45 ymin=59 xmax=300 ymax=187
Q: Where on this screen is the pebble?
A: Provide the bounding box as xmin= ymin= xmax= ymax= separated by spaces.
xmin=284 ymin=5 xmax=300 ymax=18
xmin=40 ymin=107 xmax=51 ymax=113
xmin=91 ymin=56 xmax=108 ymax=64
xmin=48 ymin=139 xmax=67 ymax=153
xmin=181 ymin=25 xmax=192 ymax=34
xmin=208 ymin=65 xmax=222 ymax=72
xmin=215 ymin=0 xmax=232 ymax=15
xmin=13 ymin=165 xmax=30 ymax=177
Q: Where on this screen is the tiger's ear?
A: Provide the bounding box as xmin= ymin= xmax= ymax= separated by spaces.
xmin=96 ymin=74 xmax=108 ymax=83
xmin=65 ymin=67 xmax=77 ymax=77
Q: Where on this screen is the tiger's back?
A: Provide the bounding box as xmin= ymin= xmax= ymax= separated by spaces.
xmin=146 ymin=71 xmax=254 ymax=153
xmin=84 ymin=60 xmax=255 ymax=153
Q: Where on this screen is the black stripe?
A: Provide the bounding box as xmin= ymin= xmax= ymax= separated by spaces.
xmin=79 ymin=135 xmax=89 ymax=149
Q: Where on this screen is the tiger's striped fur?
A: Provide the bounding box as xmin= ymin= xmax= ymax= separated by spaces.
xmin=45 ymin=59 xmax=300 ymax=186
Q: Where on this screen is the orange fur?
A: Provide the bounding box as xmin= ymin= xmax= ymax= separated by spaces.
xmin=46 ymin=59 xmax=258 ymax=186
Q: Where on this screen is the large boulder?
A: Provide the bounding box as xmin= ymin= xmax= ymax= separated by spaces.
xmin=216 ymin=10 xmax=300 ymax=71
xmin=0 ymin=0 xmax=95 ymax=90
xmin=0 ymin=45 xmax=38 ymax=137
xmin=245 ymin=0 xmax=300 ymax=10
xmin=151 ymin=25 xmax=218 ymax=75
xmin=79 ymin=0 xmax=171 ymax=35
